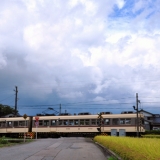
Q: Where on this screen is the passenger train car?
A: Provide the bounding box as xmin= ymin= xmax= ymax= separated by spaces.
xmin=0 ymin=112 xmax=145 ymax=138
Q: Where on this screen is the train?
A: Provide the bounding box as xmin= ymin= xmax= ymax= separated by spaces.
xmin=0 ymin=112 xmax=145 ymax=138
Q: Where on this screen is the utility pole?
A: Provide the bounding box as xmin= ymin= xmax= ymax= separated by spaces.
xmin=14 ymin=86 xmax=18 ymax=116
xmin=136 ymin=93 xmax=139 ymax=137
xmin=59 ymin=104 xmax=61 ymax=114
xmin=133 ymin=93 xmax=140 ymax=137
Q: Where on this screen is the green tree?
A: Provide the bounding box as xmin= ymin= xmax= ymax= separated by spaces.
xmin=0 ymin=104 xmax=16 ymax=117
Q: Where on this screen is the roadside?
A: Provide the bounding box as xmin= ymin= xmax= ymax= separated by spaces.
xmin=0 ymin=136 xmax=34 ymax=148
xmin=95 ymin=141 xmax=122 ymax=160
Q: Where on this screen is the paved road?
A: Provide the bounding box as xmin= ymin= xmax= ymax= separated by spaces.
xmin=0 ymin=138 xmax=108 ymax=160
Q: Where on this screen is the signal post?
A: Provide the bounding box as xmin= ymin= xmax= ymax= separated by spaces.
xmin=97 ymin=113 xmax=103 ymax=134
xmin=35 ymin=116 xmax=39 ymax=139
xmin=23 ymin=114 xmax=27 ymax=142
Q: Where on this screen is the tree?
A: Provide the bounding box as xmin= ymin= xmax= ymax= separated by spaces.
xmin=0 ymin=104 xmax=17 ymax=117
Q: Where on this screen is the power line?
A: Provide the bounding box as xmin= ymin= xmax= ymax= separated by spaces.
xmin=0 ymin=95 xmax=14 ymax=103
xmin=17 ymin=100 xmax=160 ymax=108
xmin=19 ymin=106 xmax=160 ymax=110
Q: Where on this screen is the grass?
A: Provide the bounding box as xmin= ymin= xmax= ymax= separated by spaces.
xmin=141 ymin=134 xmax=160 ymax=138
xmin=0 ymin=136 xmax=33 ymax=148
xmin=108 ymin=156 xmax=118 ymax=160
xmin=94 ymin=136 xmax=160 ymax=160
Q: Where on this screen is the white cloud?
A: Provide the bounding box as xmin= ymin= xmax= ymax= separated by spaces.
xmin=0 ymin=53 xmax=6 ymax=69
xmin=116 ymin=0 xmax=125 ymax=9
xmin=0 ymin=0 xmax=160 ymax=114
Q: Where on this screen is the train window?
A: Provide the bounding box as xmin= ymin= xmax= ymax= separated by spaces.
xmin=7 ymin=121 xmax=12 ymax=127
xmin=14 ymin=121 xmax=18 ymax=126
xmin=104 ymin=119 xmax=110 ymax=125
xmin=74 ymin=120 xmax=79 ymax=125
xmin=85 ymin=119 xmax=90 ymax=125
xmin=63 ymin=120 xmax=68 ymax=125
xmin=112 ymin=119 xmax=119 ymax=125
xmin=120 ymin=119 xmax=131 ymax=124
xmin=69 ymin=120 xmax=74 ymax=125
xmin=59 ymin=120 xmax=63 ymax=125
xmin=97 ymin=119 xmax=100 ymax=125
xmin=51 ymin=120 xmax=56 ymax=126
xmin=91 ymin=119 xmax=96 ymax=125
xmin=0 ymin=122 xmax=6 ymax=127
xmin=39 ymin=120 xmax=43 ymax=126
xmin=44 ymin=120 xmax=49 ymax=126
xmin=125 ymin=119 xmax=131 ymax=124
xmin=19 ymin=121 xmax=27 ymax=126
xmin=80 ymin=120 xmax=85 ymax=125
xmin=120 ymin=119 xmax=125 ymax=124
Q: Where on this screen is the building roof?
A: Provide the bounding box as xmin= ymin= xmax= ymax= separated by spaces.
xmin=138 ymin=109 xmax=154 ymax=116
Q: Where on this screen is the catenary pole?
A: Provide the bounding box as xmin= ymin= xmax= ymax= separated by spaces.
xmin=14 ymin=86 xmax=18 ymax=116
xmin=136 ymin=93 xmax=139 ymax=137
xmin=60 ymin=104 xmax=61 ymax=114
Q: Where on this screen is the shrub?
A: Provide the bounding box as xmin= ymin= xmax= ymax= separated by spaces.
xmin=0 ymin=136 xmax=8 ymax=144
xmin=144 ymin=130 xmax=160 ymax=135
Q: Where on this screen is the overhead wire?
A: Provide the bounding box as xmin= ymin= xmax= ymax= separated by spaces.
xmin=0 ymin=95 xmax=14 ymax=103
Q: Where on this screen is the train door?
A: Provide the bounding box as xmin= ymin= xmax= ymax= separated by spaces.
xmin=111 ymin=129 xmax=117 ymax=136
xmin=119 ymin=129 xmax=126 ymax=136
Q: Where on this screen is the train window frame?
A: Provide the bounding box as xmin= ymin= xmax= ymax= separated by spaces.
xmin=44 ymin=120 xmax=49 ymax=126
xmin=80 ymin=119 xmax=85 ymax=125
xmin=104 ymin=118 xmax=110 ymax=125
xmin=0 ymin=121 xmax=6 ymax=127
xmin=69 ymin=120 xmax=74 ymax=126
xmin=91 ymin=119 xmax=96 ymax=125
xmin=120 ymin=118 xmax=131 ymax=125
xmin=120 ymin=119 xmax=125 ymax=124
xmin=51 ymin=120 xmax=57 ymax=126
xmin=58 ymin=120 xmax=63 ymax=125
xmin=38 ymin=120 xmax=43 ymax=126
xmin=85 ymin=119 xmax=90 ymax=125
xmin=97 ymin=119 xmax=100 ymax=125
xmin=125 ymin=119 xmax=131 ymax=124
xmin=63 ymin=120 xmax=68 ymax=125
xmin=14 ymin=121 xmax=18 ymax=127
xmin=19 ymin=121 xmax=26 ymax=126
xmin=7 ymin=121 xmax=13 ymax=127
xmin=112 ymin=119 xmax=119 ymax=125
xmin=74 ymin=119 xmax=79 ymax=125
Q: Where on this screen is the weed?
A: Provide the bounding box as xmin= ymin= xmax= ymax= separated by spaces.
xmin=108 ymin=156 xmax=118 ymax=160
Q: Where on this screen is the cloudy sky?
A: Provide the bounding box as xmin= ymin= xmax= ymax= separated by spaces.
xmin=0 ymin=0 xmax=160 ymax=116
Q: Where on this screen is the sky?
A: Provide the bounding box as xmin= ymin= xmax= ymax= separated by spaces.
xmin=0 ymin=0 xmax=160 ymax=116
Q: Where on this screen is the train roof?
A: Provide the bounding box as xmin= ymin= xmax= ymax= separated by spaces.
xmin=31 ymin=113 xmax=141 ymax=120
xmin=0 ymin=113 xmax=144 ymax=121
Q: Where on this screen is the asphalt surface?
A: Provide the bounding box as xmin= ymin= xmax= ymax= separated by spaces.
xmin=0 ymin=137 xmax=108 ymax=160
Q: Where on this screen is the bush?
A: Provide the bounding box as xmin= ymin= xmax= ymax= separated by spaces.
xmin=0 ymin=136 xmax=8 ymax=144
xmin=144 ymin=130 xmax=160 ymax=135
